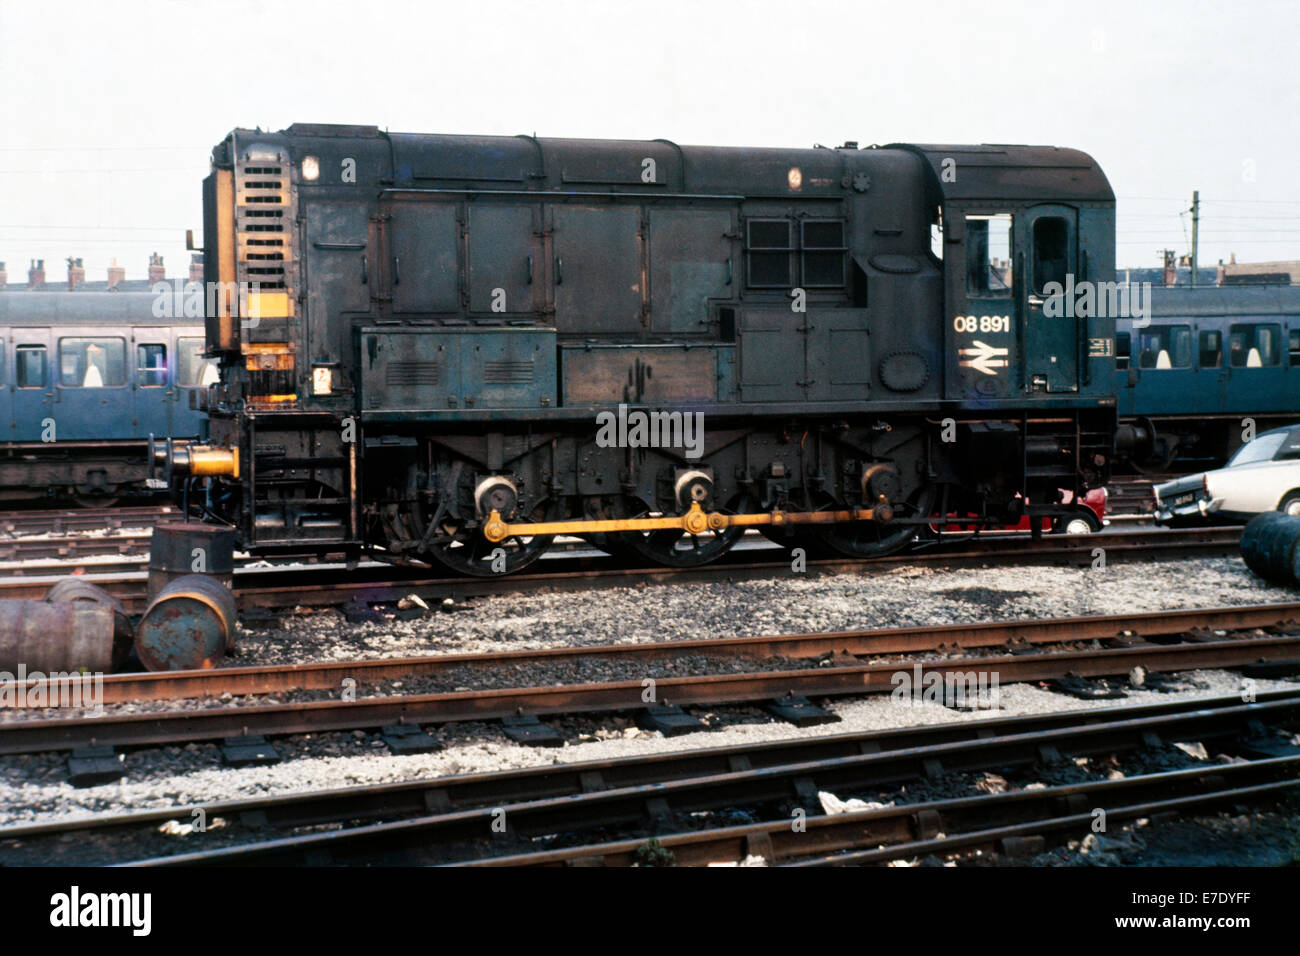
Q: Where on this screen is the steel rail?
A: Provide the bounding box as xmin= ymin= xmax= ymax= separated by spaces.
xmin=6 ymin=600 xmax=1299 ymax=707
xmin=2 ymin=634 xmax=1298 ymax=756
xmin=462 ymin=758 xmax=1300 ymax=868
xmin=3 ymin=688 xmax=1292 ymax=863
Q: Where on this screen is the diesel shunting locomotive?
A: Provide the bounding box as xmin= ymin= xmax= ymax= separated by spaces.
xmin=159 ymin=125 xmax=1119 ymax=574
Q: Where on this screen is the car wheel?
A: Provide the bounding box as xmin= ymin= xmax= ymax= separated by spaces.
xmin=1279 ymin=493 xmax=1300 ymax=516
xmin=1063 ymin=517 xmax=1095 ymax=534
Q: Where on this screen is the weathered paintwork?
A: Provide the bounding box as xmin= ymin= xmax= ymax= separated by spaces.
xmin=183 ymin=125 xmax=1120 ymax=570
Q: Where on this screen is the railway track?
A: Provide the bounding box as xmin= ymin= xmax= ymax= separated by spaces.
xmin=477 ymin=758 xmax=1300 ymax=868
xmin=0 ymin=524 xmax=1245 ymax=612
xmin=0 ymin=505 xmax=173 ymax=538
xmin=8 ymin=601 xmax=1298 ymax=706
xmin=2 ymin=606 xmax=1298 ymax=756
xmin=4 ymin=689 xmax=1292 ymax=865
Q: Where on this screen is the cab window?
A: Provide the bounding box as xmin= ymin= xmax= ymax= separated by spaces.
xmin=1289 ymin=329 xmax=1300 ymax=366
xmin=59 ymin=337 xmax=126 ymax=387
xmin=965 ymin=214 xmax=1012 ymax=297
xmin=1032 ymin=217 xmax=1069 ymax=295
xmin=137 ymin=344 xmax=167 ymax=387
xmin=1229 ymin=323 xmax=1282 ymax=367
xmin=16 ymin=345 xmax=47 ymax=387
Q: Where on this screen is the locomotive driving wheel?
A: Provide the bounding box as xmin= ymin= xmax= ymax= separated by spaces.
xmin=388 ymin=463 xmax=560 ymax=577
xmin=818 ymin=484 xmax=936 ymax=559
xmin=415 ymin=496 xmax=559 ymax=577
xmin=618 ymin=492 xmax=752 ymax=568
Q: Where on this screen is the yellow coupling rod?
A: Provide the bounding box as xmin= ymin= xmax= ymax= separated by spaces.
xmin=481 ymin=500 xmax=892 ymax=543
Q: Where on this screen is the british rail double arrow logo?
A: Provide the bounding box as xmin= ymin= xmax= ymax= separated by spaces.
xmin=958 ymin=340 xmax=1010 ymax=375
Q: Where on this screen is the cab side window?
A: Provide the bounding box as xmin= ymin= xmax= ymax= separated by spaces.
xmin=965 ymin=214 xmax=1012 ymax=297
xmin=1032 ymin=217 xmax=1069 ymax=295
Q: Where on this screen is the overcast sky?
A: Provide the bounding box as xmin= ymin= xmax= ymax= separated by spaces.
xmin=1 ymin=0 xmax=1297 ymax=283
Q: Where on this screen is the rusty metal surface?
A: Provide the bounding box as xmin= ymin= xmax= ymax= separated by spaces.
xmin=0 ymin=601 xmax=121 ymax=673
xmin=134 ymin=575 xmax=237 ymax=671
xmin=2 ymin=633 xmax=1298 ymax=755
xmin=9 ymin=600 xmax=1298 ymax=706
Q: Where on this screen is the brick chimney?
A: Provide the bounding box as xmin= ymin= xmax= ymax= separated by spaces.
xmin=28 ymin=259 xmax=45 ymax=290
xmin=67 ymin=256 xmax=85 ymax=290
xmin=0 ymin=261 xmax=7 ymax=291
xmin=189 ymin=253 xmax=204 ymax=283
xmin=148 ymin=252 xmax=165 ymax=285
xmin=107 ymin=258 xmax=125 ymax=290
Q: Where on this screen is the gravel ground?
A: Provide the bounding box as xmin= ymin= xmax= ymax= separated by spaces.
xmin=231 ymin=554 xmax=1296 ymax=666
xmin=1 ymin=553 xmax=1297 ymax=844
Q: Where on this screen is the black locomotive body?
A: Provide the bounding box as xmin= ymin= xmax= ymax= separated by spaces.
xmin=176 ymin=125 xmax=1117 ymax=573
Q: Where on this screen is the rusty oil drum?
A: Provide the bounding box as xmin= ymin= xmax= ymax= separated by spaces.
xmin=0 ymin=601 xmax=121 ymax=673
xmin=134 ymin=574 xmax=237 ymax=671
xmin=1240 ymin=513 xmax=1300 ymax=585
xmin=147 ymin=523 xmax=236 ymax=603
xmin=44 ymin=578 xmax=133 ymax=669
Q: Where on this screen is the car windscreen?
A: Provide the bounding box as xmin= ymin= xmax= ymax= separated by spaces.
xmin=1228 ymin=431 xmax=1287 ymax=467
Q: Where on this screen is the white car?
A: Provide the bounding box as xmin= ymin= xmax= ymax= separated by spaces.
xmin=1154 ymin=425 xmax=1300 ymax=524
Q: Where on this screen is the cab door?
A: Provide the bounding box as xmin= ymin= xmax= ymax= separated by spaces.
xmin=10 ymin=328 xmax=52 ymax=441
xmin=1020 ymin=205 xmax=1079 ymax=393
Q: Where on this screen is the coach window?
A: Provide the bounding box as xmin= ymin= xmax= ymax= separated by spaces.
xmin=1115 ymin=333 xmax=1130 ymax=370
xmin=59 ymin=338 xmax=125 ymax=387
xmin=965 ymin=214 xmax=1012 ymax=296
xmin=178 ymin=337 xmax=219 ymax=387
xmin=1032 ymin=217 xmax=1069 ymax=295
xmin=16 ymin=345 xmax=47 ymax=388
xmin=1199 ymin=331 xmax=1222 ymax=368
xmin=1289 ymin=329 xmax=1300 ymax=366
xmin=1137 ymin=325 xmax=1191 ymax=369
xmin=137 ymin=344 xmax=167 ymax=387
xmin=1229 ymin=323 xmax=1282 ymax=368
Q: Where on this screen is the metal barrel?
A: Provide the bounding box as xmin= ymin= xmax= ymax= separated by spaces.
xmin=1240 ymin=513 xmax=1300 ymax=584
xmin=45 ymin=578 xmax=127 ymax=616
xmin=147 ymin=523 xmax=236 ymax=603
xmin=0 ymin=601 xmax=118 ymax=674
xmin=44 ymin=579 xmax=133 ymax=670
xmin=134 ymin=574 xmax=237 ymax=671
